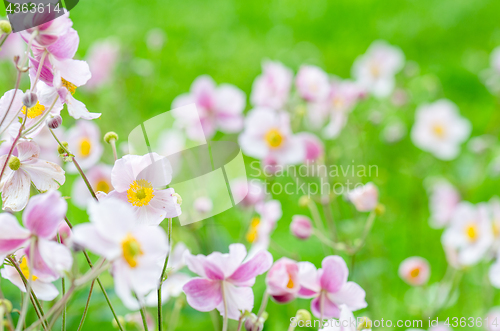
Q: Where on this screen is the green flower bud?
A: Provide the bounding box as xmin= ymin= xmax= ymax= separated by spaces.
xmin=0 ymin=299 xmax=13 ymax=313
xmin=0 ymin=21 xmax=12 ymax=34
xmin=104 ymin=131 xmax=119 ymax=144
xmin=172 ymin=193 xmax=182 ymax=206
xmin=374 ymin=203 xmax=385 ymax=216
xmin=296 ymin=309 xmax=311 ymax=322
xmin=357 ymin=316 xmax=372 ymax=330
xmin=8 ymin=156 xmax=20 ymax=171
xmin=298 ymin=195 xmax=311 ymax=207
xmin=57 ymin=142 xmax=69 ymax=155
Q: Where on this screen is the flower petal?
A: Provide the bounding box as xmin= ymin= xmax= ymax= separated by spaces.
xmin=320 ymin=256 xmax=348 ymax=294
xmin=216 ymin=282 xmax=254 ymax=320
xmin=183 ymin=278 xmax=222 ymax=312
xmin=1 ymin=170 xmax=31 ymax=212
xmin=23 ymin=190 xmax=67 ymax=238
xmin=327 ymin=281 xmax=367 ymax=312
xmin=229 ymin=250 xmax=272 ymax=287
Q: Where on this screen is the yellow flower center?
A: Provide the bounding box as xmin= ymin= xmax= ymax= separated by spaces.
xmin=246 ymin=217 xmax=261 ymax=243
xmin=79 ymin=138 xmax=92 ymax=157
xmin=20 ymin=257 xmax=37 ymax=281
xmin=432 ymin=124 xmax=446 ymax=138
xmin=370 ymin=63 xmax=381 ymax=77
xmin=95 ymin=180 xmax=111 ymax=193
xmin=121 ymin=234 xmax=143 ymax=268
xmin=409 ymin=267 xmax=420 ymax=278
xmin=127 ymin=179 xmax=155 ymax=207
xmin=493 ymin=222 xmax=500 ymax=238
xmin=22 ymin=101 xmax=45 ymax=119
xmin=465 ymin=223 xmax=478 ymax=242
xmin=286 ymin=273 xmax=295 ymax=289
xmin=265 ymin=129 xmax=284 ymax=149
xmin=61 ymin=78 xmax=77 ymax=94
xmin=332 ymin=97 xmax=344 ymax=109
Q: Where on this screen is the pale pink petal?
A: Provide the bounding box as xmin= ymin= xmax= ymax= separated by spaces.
xmin=229 ymin=250 xmax=273 ymax=287
xmin=22 ymin=160 xmax=65 ymax=191
xmin=216 ymin=283 xmax=254 ymax=320
xmin=327 ymin=282 xmax=367 ymax=312
xmin=183 ymin=250 xmax=225 ymax=280
xmin=66 ymin=95 xmax=101 ymax=120
xmin=311 ymin=294 xmax=340 ymax=319
xmin=297 ymin=261 xmax=320 ymax=297
xmin=1 ymin=170 xmax=31 ymax=212
xmin=0 ymin=266 xmax=58 ymax=301
xmin=320 ymin=256 xmax=348 ymax=293
xmin=16 ymin=141 xmax=40 ymax=162
xmin=72 ymin=223 xmax=121 ymax=260
xmin=36 ymin=238 xmax=73 ymax=276
xmin=0 ymin=213 xmax=30 ymax=256
xmin=206 ymin=244 xmax=247 ymax=279
xmin=183 ymin=278 xmax=222 ymax=312
xmin=87 ymin=198 xmax=136 ymax=241
xmin=23 ymin=190 xmax=67 ymax=238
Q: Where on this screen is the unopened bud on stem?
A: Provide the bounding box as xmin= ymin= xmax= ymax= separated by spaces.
xmin=104 ymin=131 xmax=119 ymax=144
xmin=357 ymin=316 xmax=372 ymax=330
xmin=47 ymin=115 xmax=63 ymax=129
xmin=8 ymin=156 xmax=20 ymax=171
xmin=298 ymin=195 xmax=311 ymax=207
xmin=296 ymin=309 xmax=311 ymax=322
xmin=172 ymin=193 xmax=182 ymax=206
xmin=57 ymin=142 xmax=69 ymax=155
xmin=22 ymin=92 xmax=38 ymax=109
xmin=0 ymin=21 xmax=12 ymax=34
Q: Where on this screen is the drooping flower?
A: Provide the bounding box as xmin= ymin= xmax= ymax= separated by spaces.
xmin=266 ymin=257 xmax=300 ymax=303
xmin=0 ymin=141 xmax=65 ymax=211
xmin=352 ymin=40 xmax=405 ymax=98
xmin=290 ymin=215 xmax=313 ymax=240
xmin=250 ymin=60 xmax=293 ymax=109
xmin=298 ymin=256 xmax=367 ymax=318
xmin=231 ymin=178 xmax=267 ymax=209
xmin=85 ymin=38 xmax=121 ymax=90
xmin=21 ymin=11 xmax=73 ymax=47
xmin=442 ymin=202 xmax=493 ymax=266
xmin=247 ymin=200 xmax=282 ymax=254
xmin=427 ymin=179 xmax=460 ymax=228
xmin=346 ymin=182 xmax=379 ymax=212
xmin=65 ymin=120 xmax=103 ymax=173
xmin=239 ymin=108 xmax=305 ymax=165
xmin=296 ymin=133 xmax=324 ymax=163
xmin=72 ymin=198 xmax=169 ymax=309
xmin=295 ymin=65 xmax=330 ymax=102
xmin=411 ymin=99 xmax=471 ymax=160
xmin=103 ymin=153 xmax=181 ymax=225
xmin=398 ymin=257 xmax=430 ymax=286
xmin=72 ymin=164 xmax=113 ymax=208
xmin=172 ymin=75 xmax=246 ymax=140
xmin=0 ymin=191 xmax=72 ymax=279
xmin=145 ymin=242 xmax=192 ymax=306
xmin=182 ymin=243 xmax=273 ymax=320
xmin=1 ymin=253 xmax=59 ymax=301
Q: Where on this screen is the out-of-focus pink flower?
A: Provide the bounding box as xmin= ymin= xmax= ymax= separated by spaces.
xmin=239 ymin=108 xmax=305 ymax=165
xmin=352 ymin=40 xmax=405 ymax=98
xmin=486 ymin=307 xmax=500 ymax=331
xmin=247 ymin=200 xmax=282 ymax=254
xmin=103 ymin=153 xmax=181 ymax=225
xmin=1 ymin=252 xmax=59 ymax=301
xmin=251 ymin=60 xmax=293 ymax=109
xmin=0 ymin=33 xmax=24 ymax=60
xmin=442 ymin=202 xmax=493 ymax=266
xmin=427 ymin=180 xmax=461 ymax=229
xmin=346 ymin=182 xmax=379 ymax=212
xmin=194 ymin=196 xmax=213 ymax=214
xmin=85 ymin=38 xmax=120 ymax=90
xmin=145 ymin=242 xmax=192 ymax=306
xmin=290 ymin=215 xmax=313 ymax=240
xmin=231 ymin=178 xmax=267 ymax=209
xmin=411 ymin=99 xmax=471 ymax=160
xmin=489 ymin=197 xmax=500 ymax=247
xmin=33 ymin=125 xmax=65 ymax=165
xmin=172 ymin=75 xmax=246 ymax=140
xmin=296 ymin=132 xmax=324 ymax=163
xmin=319 ymin=305 xmax=363 ymax=331
xmin=72 ymin=164 xmax=113 ymax=208
xmin=480 ymin=47 xmax=500 ymax=95
xmin=57 ymin=222 xmax=72 ymax=246
xmin=72 ymin=198 xmax=169 ymax=309
xmin=0 ymin=191 xmax=72 ymax=279
xmin=398 ymin=256 xmax=430 ymax=286
xmin=65 ymin=120 xmax=103 ymax=173
xmin=298 ymin=256 xmax=367 ymax=318
xmin=0 ymin=141 xmax=65 ymax=211
xmin=21 ymin=11 xmax=73 ymax=47
xmin=182 ymin=244 xmax=273 ymax=320
xmin=266 ymin=257 xmax=300 ymax=303
xmin=295 ymin=65 xmax=330 ymax=102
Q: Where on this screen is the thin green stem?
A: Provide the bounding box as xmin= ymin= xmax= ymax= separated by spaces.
xmin=136 ymin=292 xmax=149 ymax=331
xmin=15 ymin=238 xmax=35 ymax=331
xmin=167 ymin=297 xmax=183 ymax=331
xmin=110 ymin=139 xmax=118 ymax=161
xmin=76 ymin=280 xmax=95 ymax=331
xmin=158 ymin=218 xmax=173 ymax=331
xmin=251 ymin=290 xmax=269 ymax=331
xmin=0 ymin=115 xmax=27 ymax=182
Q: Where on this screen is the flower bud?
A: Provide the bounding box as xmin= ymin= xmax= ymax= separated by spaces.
xmin=7 ymin=156 xmax=20 ymax=171
xmin=0 ymin=20 xmax=12 ymax=34
xmin=104 ymin=131 xmax=119 ymax=144
xmin=0 ymin=299 xmax=13 ymax=313
xmin=357 ymin=316 xmax=372 ymax=330
xmin=296 ymin=309 xmax=311 ymax=323
xmin=290 ymin=215 xmax=312 ymax=240
xmin=346 ymin=182 xmax=379 ymax=212
xmin=172 ymin=193 xmax=182 ymax=206
xmin=47 ymin=115 xmax=63 ymax=129
xmin=22 ymin=92 xmax=38 ymax=109
xmin=244 ymin=313 xmax=265 ymax=331
xmin=194 ymin=196 xmax=213 ymax=214
xmin=374 ymin=203 xmax=385 ymax=216
xmin=298 ymin=195 xmax=311 ymax=207
xmin=57 ymin=142 xmax=69 ymax=155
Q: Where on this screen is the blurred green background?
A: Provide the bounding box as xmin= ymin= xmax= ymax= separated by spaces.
xmin=1 ymin=0 xmax=500 ymax=330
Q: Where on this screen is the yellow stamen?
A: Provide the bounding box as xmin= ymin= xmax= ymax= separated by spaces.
xmin=286 ymin=274 xmax=295 ymax=289
xmin=79 ymin=138 xmax=92 ymax=157
xmin=21 ymin=101 xmax=45 ymax=119
xmin=127 ymin=179 xmax=155 ymax=207
xmin=432 ymin=124 xmax=446 ymax=138
xmin=493 ymin=222 xmax=500 ymax=238
xmin=332 ymin=97 xmax=344 ymax=109
xmin=121 ymin=234 xmax=143 ymax=268
xmin=61 ymin=78 xmax=77 ymax=94
xmin=20 ymin=257 xmax=37 ymax=281
xmin=370 ymin=63 xmax=381 ymax=77
xmin=465 ymin=223 xmax=478 ymax=242
xmin=409 ymin=267 xmax=420 ymax=278
xmin=95 ymin=180 xmax=111 ymax=194
xmin=265 ymin=129 xmax=284 ymax=149
xmin=246 ymin=217 xmax=260 ymax=243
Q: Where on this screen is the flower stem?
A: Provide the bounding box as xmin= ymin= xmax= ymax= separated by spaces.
xmin=110 ymin=139 xmax=118 ymax=161
xmin=158 ymin=218 xmax=173 ymax=331
xmin=31 ymin=50 xmax=48 ymax=91
xmin=221 ymin=283 xmax=228 ymax=331
xmin=319 ymin=292 xmax=325 ymax=331
xmin=252 ymin=290 xmax=269 ymax=331
xmin=167 ymin=296 xmax=183 ymax=331
xmin=49 ymin=127 xmax=98 ymax=201
xmin=76 ymin=280 xmax=95 ymax=331
xmin=15 ymin=238 xmax=35 ymax=331
xmin=0 ymin=115 xmax=26 ymax=182
xmin=135 ymin=292 xmax=149 ymax=331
